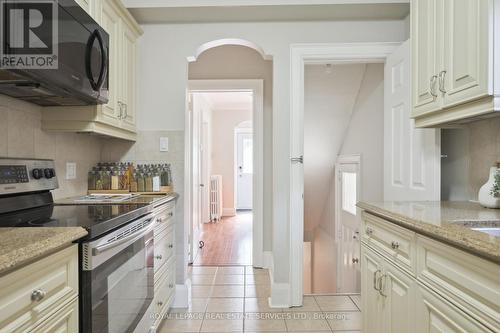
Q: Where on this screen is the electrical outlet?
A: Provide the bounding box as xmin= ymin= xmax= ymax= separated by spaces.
xmin=66 ymin=162 xmax=76 ymax=180
xmin=160 ymin=137 xmax=169 ymax=152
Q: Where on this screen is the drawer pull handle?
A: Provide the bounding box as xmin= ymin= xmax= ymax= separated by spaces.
xmin=155 ymin=255 xmax=163 ymax=260
xmin=366 ymin=227 xmax=373 ymax=236
xmin=169 ymin=283 xmax=174 ymax=289
xmin=168 ymin=244 xmax=174 ymax=249
xmin=31 ymin=289 xmax=46 ymax=302
xmin=391 ymin=241 xmax=400 ymax=250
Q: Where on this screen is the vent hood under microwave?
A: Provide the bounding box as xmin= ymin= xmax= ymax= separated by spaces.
xmin=0 ymin=0 xmax=109 ymax=106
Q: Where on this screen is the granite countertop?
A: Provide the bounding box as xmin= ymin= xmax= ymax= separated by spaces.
xmin=0 ymin=227 xmax=88 ymax=276
xmin=357 ymin=201 xmax=500 ymax=263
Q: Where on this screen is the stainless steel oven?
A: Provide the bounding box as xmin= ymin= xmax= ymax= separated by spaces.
xmin=80 ymin=213 xmax=156 ymax=333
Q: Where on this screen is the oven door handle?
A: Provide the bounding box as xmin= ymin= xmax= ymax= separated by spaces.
xmin=92 ymin=214 xmax=155 ymax=255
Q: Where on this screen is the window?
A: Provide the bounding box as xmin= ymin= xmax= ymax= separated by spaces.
xmin=341 ymin=172 xmax=357 ymax=216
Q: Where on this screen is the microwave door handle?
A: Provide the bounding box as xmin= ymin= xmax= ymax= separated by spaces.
xmin=92 ymin=214 xmax=155 ymax=255
xmin=94 ymin=29 xmax=107 ymax=90
xmin=85 ymin=30 xmax=99 ymax=91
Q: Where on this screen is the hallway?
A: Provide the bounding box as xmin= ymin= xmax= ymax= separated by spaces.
xmin=194 ymin=212 xmax=253 ymax=266
xmin=159 ymin=265 xmax=361 ymax=332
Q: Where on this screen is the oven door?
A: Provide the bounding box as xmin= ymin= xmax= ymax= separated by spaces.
xmin=80 ymin=214 xmax=155 ymax=333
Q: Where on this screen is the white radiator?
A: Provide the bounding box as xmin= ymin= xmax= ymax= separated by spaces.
xmin=210 ymin=175 xmax=223 ymax=222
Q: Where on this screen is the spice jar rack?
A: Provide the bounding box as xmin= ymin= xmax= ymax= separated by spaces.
xmin=87 ymin=162 xmax=173 ymax=195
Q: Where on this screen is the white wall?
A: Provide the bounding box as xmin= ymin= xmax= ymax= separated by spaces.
xmin=135 ymin=20 xmax=406 ymax=285
xmin=339 ymin=63 xmax=385 ymax=203
xmin=303 ymin=63 xmax=366 ymax=234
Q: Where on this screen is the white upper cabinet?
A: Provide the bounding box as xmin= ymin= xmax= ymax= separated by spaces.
xmin=411 ymin=0 xmax=441 ymax=115
xmin=412 ymin=0 xmax=499 ymax=127
xmin=42 ymin=0 xmax=143 ymax=141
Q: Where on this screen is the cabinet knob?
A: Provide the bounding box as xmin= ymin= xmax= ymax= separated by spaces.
xmin=157 ymin=217 xmax=163 ymax=223
xmin=168 ymin=244 xmax=174 ymax=249
xmin=352 ymin=258 xmax=359 ymax=264
xmin=168 ymin=212 xmax=173 ymax=217
xmin=31 ymin=289 xmax=46 ymax=302
xmin=157 ymin=301 xmax=163 ymax=307
xmin=169 ymin=283 xmax=174 ymax=289
xmin=365 ymin=227 xmax=373 ymax=236
xmin=391 ymin=241 xmax=400 ymax=250
xmin=155 ymin=255 xmax=163 ymax=260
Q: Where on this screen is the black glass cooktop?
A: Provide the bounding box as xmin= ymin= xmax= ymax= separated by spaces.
xmin=0 ymin=203 xmax=151 ymax=239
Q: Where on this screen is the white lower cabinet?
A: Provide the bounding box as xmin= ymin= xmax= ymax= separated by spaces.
xmin=361 ymin=212 xmax=498 ymax=333
xmin=361 ymin=245 xmax=415 ymax=333
xmin=32 ymin=299 xmax=78 ymax=333
xmin=151 ymin=202 xmax=177 ymax=330
xmin=415 ymin=284 xmax=492 ymax=333
xmin=0 ymin=245 xmax=79 ymax=333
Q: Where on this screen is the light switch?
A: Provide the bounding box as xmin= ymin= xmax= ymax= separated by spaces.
xmin=66 ymin=162 xmax=76 ymax=180
xmin=160 ymin=137 xmax=169 ymax=152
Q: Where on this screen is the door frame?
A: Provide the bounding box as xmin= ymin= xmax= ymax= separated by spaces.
xmin=234 ymin=127 xmax=254 ymax=211
xmin=186 ymin=79 xmax=265 ymax=268
xmin=289 ymin=42 xmax=401 ymax=306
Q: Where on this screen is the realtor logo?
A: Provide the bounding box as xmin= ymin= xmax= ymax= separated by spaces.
xmin=0 ymin=0 xmax=58 ymax=69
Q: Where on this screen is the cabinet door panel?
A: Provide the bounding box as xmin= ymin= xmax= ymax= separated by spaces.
xmin=382 ymin=263 xmax=416 ymax=333
xmin=120 ymin=23 xmax=137 ymax=131
xmin=415 ymin=284 xmax=492 ymax=333
xmin=361 ymin=246 xmax=383 ymax=333
xmin=442 ymin=0 xmax=491 ymax=107
xmin=32 ymin=299 xmax=78 ymax=333
xmin=411 ymin=0 xmax=441 ymax=116
xmin=98 ymin=1 xmax=121 ymax=126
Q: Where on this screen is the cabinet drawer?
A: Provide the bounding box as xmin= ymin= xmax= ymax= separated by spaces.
xmin=0 ymin=245 xmax=78 ymax=333
xmin=416 ymin=235 xmax=500 ymax=332
xmin=362 ymin=212 xmax=417 ymax=275
xmin=154 ymin=206 xmax=174 ymax=236
xmin=154 ymin=225 xmax=175 ymax=274
xmin=154 ymin=269 xmax=175 ymax=318
xmin=32 ymin=298 xmax=78 ymax=333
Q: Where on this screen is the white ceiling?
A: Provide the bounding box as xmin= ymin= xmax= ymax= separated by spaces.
xmin=123 ymin=0 xmax=410 ymax=24
xmin=199 ymin=92 xmax=253 ymax=111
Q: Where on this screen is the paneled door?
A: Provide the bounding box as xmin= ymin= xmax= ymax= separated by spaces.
xmin=120 ymin=22 xmax=137 ymax=132
xmin=236 ymin=132 xmax=253 ymax=210
xmin=384 ymin=40 xmax=441 ymax=201
xmin=361 ymin=246 xmax=384 ymax=333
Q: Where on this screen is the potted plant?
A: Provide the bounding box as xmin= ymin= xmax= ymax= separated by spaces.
xmin=479 ymin=163 xmax=500 ymax=209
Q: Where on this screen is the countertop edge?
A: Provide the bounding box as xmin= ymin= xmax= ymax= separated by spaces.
xmin=357 ymin=202 xmax=500 ymax=264
xmin=0 ymin=227 xmax=88 ymax=276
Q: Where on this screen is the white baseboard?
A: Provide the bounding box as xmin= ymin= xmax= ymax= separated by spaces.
xmin=171 ymin=282 xmax=190 ymax=308
xmin=222 ymin=208 xmax=236 ymax=216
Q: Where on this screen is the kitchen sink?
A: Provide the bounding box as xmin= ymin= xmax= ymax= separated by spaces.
xmin=451 ymin=220 xmax=500 ymax=237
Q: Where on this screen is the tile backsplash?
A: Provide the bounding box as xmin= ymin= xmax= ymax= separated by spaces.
xmin=0 ymin=95 xmax=102 ymax=199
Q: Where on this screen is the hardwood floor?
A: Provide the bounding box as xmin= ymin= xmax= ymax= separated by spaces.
xmin=194 ymin=211 xmax=252 ymax=266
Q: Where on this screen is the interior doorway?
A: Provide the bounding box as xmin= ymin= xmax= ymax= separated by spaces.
xmin=186 ymin=80 xmax=264 ymax=267
xmin=290 ymin=41 xmax=440 ymax=306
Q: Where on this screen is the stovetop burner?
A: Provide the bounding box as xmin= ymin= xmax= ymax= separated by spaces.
xmin=0 ymin=203 xmax=152 ymax=239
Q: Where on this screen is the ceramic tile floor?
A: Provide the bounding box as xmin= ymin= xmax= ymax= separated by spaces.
xmin=158 ymin=266 xmax=361 ymax=333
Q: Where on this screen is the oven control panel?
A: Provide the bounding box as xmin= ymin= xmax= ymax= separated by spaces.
xmin=0 ymin=158 xmax=58 ymax=194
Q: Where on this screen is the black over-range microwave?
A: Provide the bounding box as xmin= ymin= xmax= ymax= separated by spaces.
xmin=0 ymin=0 xmax=109 ymax=106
